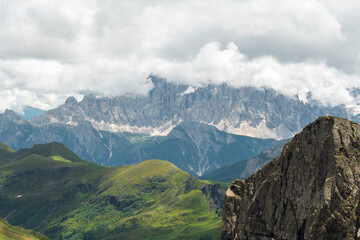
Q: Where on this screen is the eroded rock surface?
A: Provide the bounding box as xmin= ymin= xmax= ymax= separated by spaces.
xmin=221 ymin=116 xmax=360 ymax=240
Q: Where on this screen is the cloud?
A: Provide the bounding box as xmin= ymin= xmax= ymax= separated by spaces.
xmin=152 ymin=42 xmax=358 ymax=106
xmin=0 ymin=0 xmax=360 ymax=112
xmin=0 ymin=88 xmax=67 ymax=114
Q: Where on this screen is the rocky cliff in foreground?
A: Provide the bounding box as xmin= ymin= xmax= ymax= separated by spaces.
xmin=221 ymin=116 xmax=360 ymax=240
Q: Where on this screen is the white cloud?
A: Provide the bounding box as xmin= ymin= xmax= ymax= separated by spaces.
xmin=0 ymin=0 xmax=360 ymax=112
xmin=0 ymin=89 xmax=67 ymax=114
xmin=152 ymin=42 xmax=358 ymax=106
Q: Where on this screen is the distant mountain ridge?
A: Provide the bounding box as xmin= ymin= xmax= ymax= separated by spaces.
xmin=201 ymin=140 xmax=287 ymax=182
xmin=30 ymin=76 xmax=358 ymax=140
xmin=0 ymin=110 xmax=280 ymax=176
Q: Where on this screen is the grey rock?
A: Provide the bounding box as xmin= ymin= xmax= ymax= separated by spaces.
xmin=139 ymin=121 xmax=280 ymax=176
xmin=30 ymin=76 xmax=356 ymax=140
xmin=221 ymin=116 xmax=360 ymax=239
xmin=0 ymin=111 xmax=279 ymax=176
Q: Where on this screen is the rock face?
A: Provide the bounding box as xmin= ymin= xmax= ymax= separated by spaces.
xmin=162 ymin=121 xmax=279 ymax=176
xmin=221 ymin=116 xmax=360 ymax=240
xmin=30 ymin=76 xmax=356 ymax=140
xmin=0 ymin=110 xmax=279 ymax=176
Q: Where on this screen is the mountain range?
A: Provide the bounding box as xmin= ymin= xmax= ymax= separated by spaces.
xmin=30 ymin=76 xmax=359 ymax=140
xmin=3 ymin=76 xmax=360 ymax=181
xmin=0 ymin=110 xmax=280 ymax=176
xmin=4 ymin=116 xmax=360 ymax=239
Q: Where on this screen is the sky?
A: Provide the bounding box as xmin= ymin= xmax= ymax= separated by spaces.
xmin=1 ymin=0 xmax=360 ymax=113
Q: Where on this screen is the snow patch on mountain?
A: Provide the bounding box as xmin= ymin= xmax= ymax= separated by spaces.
xmin=89 ymin=119 xmax=181 ymax=136
xmin=209 ymin=119 xmax=296 ymax=140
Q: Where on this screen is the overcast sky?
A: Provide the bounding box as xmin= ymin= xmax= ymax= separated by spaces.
xmin=1 ymin=0 xmax=360 ymax=112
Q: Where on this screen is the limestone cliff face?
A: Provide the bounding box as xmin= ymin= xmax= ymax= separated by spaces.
xmin=30 ymin=76 xmax=355 ymax=140
xmin=221 ymin=116 xmax=360 ymax=240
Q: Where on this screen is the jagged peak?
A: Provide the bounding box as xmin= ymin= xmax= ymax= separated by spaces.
xmin=65 ymin=96 xmax=78 ymax=105
xmin=1 ymin=109 xmax=24 ymax=121
xmin=291 ymin=116 xmax=359 ymax=152
xmin=81 ymin=94 xmax=97 ymax=103
xmin=3 ymin=109 xmax=17 ymax=115
xmin=149 ymin=75 xmax=167 ymax=86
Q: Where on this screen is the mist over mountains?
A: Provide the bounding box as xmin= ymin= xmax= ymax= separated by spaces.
xmin=31 ymin=76 xmax=358 ymax=140
xmin=2 ymin=76 xmax=360 ymax=177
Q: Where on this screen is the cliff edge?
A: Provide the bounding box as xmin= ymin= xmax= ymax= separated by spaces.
xmin=221 ymin=116 xmax=360 ymax=240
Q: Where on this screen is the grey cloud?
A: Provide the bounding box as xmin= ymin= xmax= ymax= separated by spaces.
xmin=0 ymin=0 xmax=360 ymax=112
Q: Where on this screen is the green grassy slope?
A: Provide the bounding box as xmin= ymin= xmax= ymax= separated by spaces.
xmin=16 ymin=142 xmax=87 ymax=163
xmin=0 ymin=142 xmax=14 ymax=153
xmin=0 ymin=142 xmax=16 ymax=165
xmin=0 ymin=218 xmax=48 ymax=240
xmin=0 ymin=142 xmax=224 ymax=240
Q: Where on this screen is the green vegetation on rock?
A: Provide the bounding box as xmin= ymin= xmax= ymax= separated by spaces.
xmin=0 ymin=217 xmax=48 ymax=240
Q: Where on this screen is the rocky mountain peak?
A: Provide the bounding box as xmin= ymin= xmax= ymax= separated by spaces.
xmin=150 ymin=75 xmax=167 ymax=86
xmin=221 ymin=116 xmax=360 ymax=239
xmin=1 ymin=109 xmax=26 ymax=123
xmin=29 ymin=77 xmax=360 ymax=140
xmin=65 ymin=96 xmax=78 ymax=105
xmin=81 ymin=94 xmax=96 ymax=104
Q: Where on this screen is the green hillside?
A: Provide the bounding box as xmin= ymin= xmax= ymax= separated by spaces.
xmin=0 ymin=142 xmax=224 ymax=239
xmin=16 ymin=142 xmax=89 ymax=164
xmin=0 ymin=142 xmax=16 ymax=165
xmin=0 ymin=218 xmax=48 ymax=240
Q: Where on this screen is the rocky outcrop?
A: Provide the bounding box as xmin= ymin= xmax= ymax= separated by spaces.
xmin=221 ymin=116 xmax=360 ymax=240
xmin=201 ymin=183 xmax=225 ymax=215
